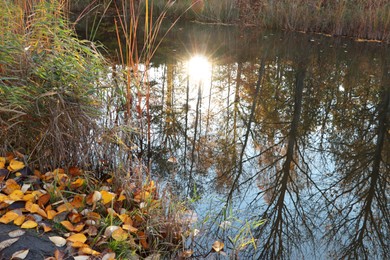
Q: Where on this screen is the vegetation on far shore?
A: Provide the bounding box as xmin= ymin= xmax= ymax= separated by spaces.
xmin=71 ymin=0 xmax=390 ymax=43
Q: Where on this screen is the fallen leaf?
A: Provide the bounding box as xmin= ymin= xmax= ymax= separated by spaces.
xmin=181 ymin=249 xmax=193 ymax=258
xmin=8 ymin=159 xmax=25 ymax=172
xmin=0 ymin=211 xmax=20 ymax=224
xmin=13 ymin=215 xmax=26 ymax=226
xmin=138 ymin=231 xmax=149 ymax=249
xmin=111 ymin=227 xmax=128 ymax=241
xmin=212 ymin=241 xmax=224 ymax=252
xmin=101 ymin=252 xmax=116 ymax=260
xmin=8 ymin=229 xmax=25 ymax=238
xmin=68 ymin=212 xmax=82 ymax=223
xmin=70 ymin=241 xmax=88 ymax=248
xmin=21 ymin=184 xmax=31 ymax=193
xmin=70 ymin=195 xmax=84 ymax=208
xmin=37 ymin=193 xmax=51 ymax=207
xmin=61 ymin=221 xmax=85 ymax=232
xmin=70 ymin=178 xmax=85 ymax=189
xmin=57 ymin=203 xmax=74 ymax=213
xmin=73 ymin=257 xmax=89 ymax=260
xmin=101 ymin=190 xmax=116 ymax=204
xmin=122 ymin=224 xmax=138 ymax=233
xmin=49 ymin=236 xmax=67 ymax=247
xmin=3 ymin=179 xmax=21 ymax=195
xmin=104 ymin=226 xmax=120 ymax=237
xmin=78 ymin=247 xmax=100 ymax=255
xmin=92 ymin=191 xmax=102 ymax=203
xmin=68 ymin=167 xmax=82 ymax=177
xmin=9 ymin=190 xmax=24 ymax=201
xmin=21 ymin=220 xmax=38 ymax=229
xmin=67 ymin=233 xmax=87 ymax=243
xmin=0 ymin=238 xmax=19 ymax=251
xmin=47 ymin=209 xmax=58 ymax=220
xmin=11 ymin=249 xmax=29 ymax=259
xmin=0 ymin=157 xmax=6 ymax=169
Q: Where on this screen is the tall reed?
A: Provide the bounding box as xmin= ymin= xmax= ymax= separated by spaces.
xmin=0 ymin=0 xmax=107 ymax=168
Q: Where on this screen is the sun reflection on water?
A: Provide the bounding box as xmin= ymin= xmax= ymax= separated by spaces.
xmin=187 ymin=55 xmax=212 ymax=85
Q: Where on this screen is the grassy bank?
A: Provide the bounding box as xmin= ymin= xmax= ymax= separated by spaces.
xmin=77 ymin=0 xmax=388 ymax=42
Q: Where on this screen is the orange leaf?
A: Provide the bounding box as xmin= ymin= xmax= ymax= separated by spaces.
xmin=21 ymin=220 xmax=38 ymax=229
xmin=86 ymin=212 xmax=101 ymax=221
xmin=78 ymin=247 xmax=100 ymax=255
xmin=68 ymin=212 xmax=82 ymax=223
xmin=118 ymin=214 xmax=133 ymax=225
xmin=47 ymin=209 xmax=58 ymax=220
xmin=2 ymin=179 xmax=21 ymax=195
xmin=61 ymin=220 xmax=85 ymax=232
xmin=68 ymin=166 xmax=82 ymax=177
xmin=70 ymin=195 xmax=84 ymax=208
xmin=57 ymin=203 xmax=74 ymax=213
xmin=70 ymin=178 xmax=85 ymax=189
xmin=37 ymin=193 xmax=51 ymax=207
xmin=111 ymin=228 xmax=128 ymax=241
xmin=67 ymin=233 xmax=87 ymax=243
xmin=61 ymin=220 xmax=75 ymax=231
xmin=138 ymin=231 xmax=149 ymax=249
xmin=0 ymin=211 xmax=19 ymax=224
xmin=0 ymin=157 xmax=6 ymax=169
xmin=122 ymin=224 xmax=138 ymax=233
xmin=41 ymin=223 xmax=52 ymax=232
xmin=70 ymin=241 xmax=88 ymax=248
xmin=101 ymin=190 xmax=116 ymax=204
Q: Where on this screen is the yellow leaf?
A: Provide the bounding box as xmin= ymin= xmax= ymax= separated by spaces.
xmin=118 ymin=214 xmax=133 ymax=225
xmin=70 ymin=178 xmax=85 ymax=189
xmin=25 ymin=201 xmax=40 ymax=213
xmin=13 ymin=215 xmax=25 ymax=226
xmin=212 ymin=241 xmax=224 ymax=252
xmin=122 ymin=224 xmax=138 ymax=233
xmin=9 ymin=190 xmax=24 ymax=201
xmin=7 ymin=159 xmax=25 ymax=172
xmin=70 ymin=241 xmax=88 ymax=248
xmin=0 ymin=211 xmax=20 ymax=224
xmin=78 ymin=247 xmax=100 ymax=255
xmin=21 ymin=220 xmax=38 ymax=229
xmin=67 ymin=233 xmax=87 ymax=243
xmin=0 ymin=157 xmax=6 ymax=169
xmin=111 ymin=228 xmax=128 ymax=241
xmin=0 ymin=194 xmax=8 ymax=202
xmin=22 ymin=194 xmax=35 ymax=202
xmin=101 ymin=190 xmax=116 ymax=204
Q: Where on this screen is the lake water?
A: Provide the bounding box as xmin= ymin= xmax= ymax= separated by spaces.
xmin=88 ymin=21 xmax=390 ymax=259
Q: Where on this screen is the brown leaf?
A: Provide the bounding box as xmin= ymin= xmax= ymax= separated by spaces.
xmin=37 ymin=193 xmax=51 ymax=207
xmin=3 ymin=179 xmax=21 ymax=195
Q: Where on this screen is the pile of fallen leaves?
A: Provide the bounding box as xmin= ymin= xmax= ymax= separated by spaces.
xmin=0 ymin=154 xmax=168 ymax=259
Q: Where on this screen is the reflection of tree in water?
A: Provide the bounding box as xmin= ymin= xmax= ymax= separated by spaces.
xmin=324 ymin=57 xmax=390 ymax=258
xmin=143 ymin=27 xmax=389 ymax=258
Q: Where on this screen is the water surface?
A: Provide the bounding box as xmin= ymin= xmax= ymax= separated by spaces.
xmin=95 ymin=23 xmax=390 ymax=259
